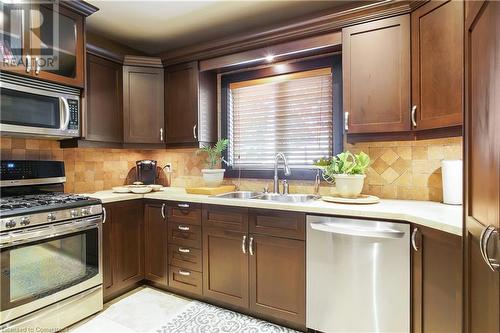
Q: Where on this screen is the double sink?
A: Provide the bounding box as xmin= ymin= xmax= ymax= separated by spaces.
xmin=215 ymin=191 xmax=319 ymax=203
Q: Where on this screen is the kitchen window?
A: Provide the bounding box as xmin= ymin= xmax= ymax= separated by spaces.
xmin=221 ymin=56 xmax=343 ymax=179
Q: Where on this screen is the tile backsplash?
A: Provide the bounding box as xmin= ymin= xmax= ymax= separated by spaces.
xmin=0 ymin=136 xmax=462 ymax=202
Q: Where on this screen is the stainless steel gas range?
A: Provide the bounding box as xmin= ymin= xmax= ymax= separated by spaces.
xmin=0 ymin=160 xmax=103 ymax=332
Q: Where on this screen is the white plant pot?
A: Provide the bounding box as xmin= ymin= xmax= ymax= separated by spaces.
xmin=202 ymin=169 xmax=225 ymax=187
xmin=334 ymin=174 xmax=366 ymax=198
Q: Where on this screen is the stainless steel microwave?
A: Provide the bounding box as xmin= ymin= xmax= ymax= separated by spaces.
xmin=0 ymin=73 xmax=80 ymax=138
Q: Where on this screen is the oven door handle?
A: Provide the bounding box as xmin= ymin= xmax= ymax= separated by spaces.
xmin=60 ymin=97 xmax=70 ymax=130
xmin=1 ymin=217 xmax=100 ymax=249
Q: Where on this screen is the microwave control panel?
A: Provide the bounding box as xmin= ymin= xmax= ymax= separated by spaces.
xmin=67 ymin=99 xmax=79 ymax=133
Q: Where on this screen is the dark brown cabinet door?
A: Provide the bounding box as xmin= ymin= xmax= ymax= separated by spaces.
xmin=102 ymin=204 xmax=115 ymax=299
xmin=343 ymin=15 xmax=410 ymax=134
xmin=123 ymin=66 xmax=164 ymax=144
xmin=165 ymin=62 xmax=199 ymax=145
xmin=249 ymin=234 xmax=305 ymax=327
xmin=144 ymin=203 xmax=168 ymax=286
xmin=113 ymin=201 xmax=145 ymax=287
xmin=411 ymin=0 xmax=463 ymax=130
xmin=203 ymin=227 xmax=249 ymax=309
xmin=464 ymin=2 xmax=500 ymax=332
xmin=85 ymin=54 xmax=123 ymax=143
xmin=411 ymin=226 xmax=462 ymax=333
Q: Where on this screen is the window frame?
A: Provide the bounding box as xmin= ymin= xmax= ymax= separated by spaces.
xmin=221 ymin=55 xmax=343 ymax=180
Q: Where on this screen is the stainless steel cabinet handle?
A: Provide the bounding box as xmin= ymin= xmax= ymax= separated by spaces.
xmin=178 ymin=247 xmax=190 ymax=253
xmin=411 ymin=227 xmax=419 ymax=251
xmin=411 ymin=105 xmax=417 ymax=128
xmin=344 ymin=112 xmax=349 ymax=131
xmin=102 ymin=207 xmax=107 ymax=224
xmin=178 ymin=225 xmax=190 ymax=231
xmin=480 ymin=225 xmax=499 ymax=271
xmin=26 ymin=54 xmax=31 ymax=73
xmin=249 ymin=236 xmax=254 ymax=256
xmin=193 ymin=124 xmax=197 ymax=140
xmin=35 ymin=57 xmax=40 ymax=74
xmin=178 ymin=203 xmax=189 ymax=208
xmin=178 ymin=270 xmax=191 ymax=276
xmin=161 ymin=203 xmax=166 ymax=219
xmin=242 ymin=235 xmax=247 ymax=254
xmin=160 ymin=128 xmax=164 ymax=141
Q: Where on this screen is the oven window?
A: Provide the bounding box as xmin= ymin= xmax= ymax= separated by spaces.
xmin=1 ymin=228 xmax=99 ymax=310
xmin=0 ymin=88 xmax=60 ymax=129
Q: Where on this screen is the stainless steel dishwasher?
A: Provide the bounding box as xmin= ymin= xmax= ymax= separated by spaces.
xmin=306 ymin=215 xmax=410 ymax=333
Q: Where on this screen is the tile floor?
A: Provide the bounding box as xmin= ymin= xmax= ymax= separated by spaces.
xmin=68 ymin=287 xmax=298 ymax=333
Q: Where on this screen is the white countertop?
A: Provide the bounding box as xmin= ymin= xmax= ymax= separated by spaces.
xmin=85 ymin=187 xmax=463 ymax=236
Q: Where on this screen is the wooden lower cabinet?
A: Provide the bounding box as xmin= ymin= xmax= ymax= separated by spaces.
xmin=249 ymin=234 xmax=305 ymax=325
xmin=103 ymin=200 xmax=145 ymax=301
xmin=202 ymin=205 xmax=306 ymax=329
xmin=411 ymin=225 xmax=462 ymax=333
xmin=203 ymin=227 xmax=249 ymax=308
xmin=144 ymin=203 xmax=168 ymax=286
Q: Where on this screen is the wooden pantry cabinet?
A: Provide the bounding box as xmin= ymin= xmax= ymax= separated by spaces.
xmin=411 ymin=225 xmax=462 ymax=333
xmin=102 ymin=200 xmax=145 ymax=302
xmin=202 ymin=205 xmax=306 ymax=329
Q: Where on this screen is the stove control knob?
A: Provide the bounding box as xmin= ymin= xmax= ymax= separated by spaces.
xmin=81 ymin=208 xmax=90 ymax=216
xmin=20 ymin=217 xmax=30 ymax=226
xmin=5 ymin=220 xmax=16 ymax=229
xmin=70 ymin=210 xmax=79 ymax=218
xmin=47 ymin=213 xmax=56 ymax=221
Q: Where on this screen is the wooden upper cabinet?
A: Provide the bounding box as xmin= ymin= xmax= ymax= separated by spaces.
xmin=411 ymin=0 xmax=463 ymax=130
xmin=343 ymin=15 xmax=410 ymax=134
xmin=123 ymin=64 xmax=165 ymax=144
xmin=411 ymin=225 xmax=462 ymax=333
xmin=165 ymin=62 xmax=217 ymax=147
xmin=0 ymin=2 xmax=90 ymax=87
xmin=85 ymin=54 xmax=123 ymax=143
xmin=165 ymin=62 xmax=198 ymax=145
xmin=144 ymin=203 xmax=168 ymax=286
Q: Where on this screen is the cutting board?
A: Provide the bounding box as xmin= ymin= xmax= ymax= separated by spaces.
xmin=186 ymin=185 xmax=236 ymax=195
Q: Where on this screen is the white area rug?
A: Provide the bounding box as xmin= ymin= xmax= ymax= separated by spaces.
xmin=70 ymin=287 xmax=298 ymax=333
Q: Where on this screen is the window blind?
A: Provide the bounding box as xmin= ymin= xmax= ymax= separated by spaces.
xmin=228 ymin=67 xmax=333 ymax=169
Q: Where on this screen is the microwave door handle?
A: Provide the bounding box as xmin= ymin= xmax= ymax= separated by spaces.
xmin=60 ymin=97 xmax=70 ymax=130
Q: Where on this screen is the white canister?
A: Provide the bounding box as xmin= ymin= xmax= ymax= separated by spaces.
xmin=441 ymin=160 xmax=463 ymax=205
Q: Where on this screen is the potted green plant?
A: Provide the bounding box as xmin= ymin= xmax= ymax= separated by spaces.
xmin=315 ymin=151 xmax=370 ymax=198
xmin=197 ymin=139 xmax=229 ymax=187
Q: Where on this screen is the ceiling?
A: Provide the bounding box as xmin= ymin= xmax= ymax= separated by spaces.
xmin=85 ymin=1 xmax=351 ymax=55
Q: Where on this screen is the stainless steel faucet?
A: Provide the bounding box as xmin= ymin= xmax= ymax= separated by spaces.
xmin=273 ymin=152 xmax=291 ymax=194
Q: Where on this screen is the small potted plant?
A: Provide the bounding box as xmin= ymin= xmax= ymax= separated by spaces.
xmin=198 ymin=139 xmax=229 ymax=187
xmin=315 ymin=151 xmax=370 ymax=198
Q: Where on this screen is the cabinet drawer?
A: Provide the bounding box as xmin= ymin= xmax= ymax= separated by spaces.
xmin=168 ymin=244 xmax=202 ymax=272
xmin=168 ymin=222 xmax=202 ymax=249
xmin=168 ymin=202 xmax=201 ymax=225
xmin=169 ymin=265 xmax=202 ymax=296
xmin=203 ymin=205 xmax=248 ymax=232
xmin=249 ymin=209 xmax=305 ymax=240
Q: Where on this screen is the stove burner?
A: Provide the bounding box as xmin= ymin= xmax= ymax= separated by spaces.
xmin=0 ymin=193 xmax=92 ymax=212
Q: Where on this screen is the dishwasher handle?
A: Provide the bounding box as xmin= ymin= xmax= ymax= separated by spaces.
xmin=310 ymin=221 xmax=405 ymax=239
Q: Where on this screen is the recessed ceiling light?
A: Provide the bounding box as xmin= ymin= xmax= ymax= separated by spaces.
xmin=265 ymin=54 xmax=275 ymax=62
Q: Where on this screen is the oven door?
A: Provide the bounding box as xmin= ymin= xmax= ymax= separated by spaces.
xmin=0 ymin=82 xmax=78 ymax=138
xmin=0 ymin=215 xmax=102 ymax=324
